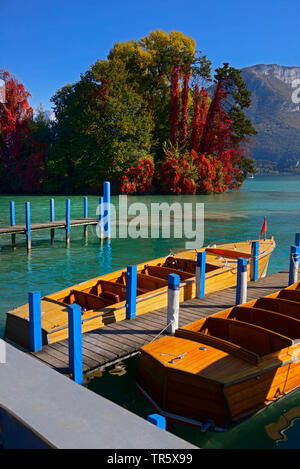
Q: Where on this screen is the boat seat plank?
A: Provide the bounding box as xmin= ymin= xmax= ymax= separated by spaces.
xmin=253 ymin=297 xmax=300 ymax=320
xmin=278 ymin=289 xmax=300 ymax=303
xmin=228 ymin=306 xmax=300 ymax=339
xmin=205 ymin=248 xmax=251 ymax=259
xmin=198 ymin=317 xmax=293 ymax=356
xmin=145 ymin=265 xmax=194 ymax=281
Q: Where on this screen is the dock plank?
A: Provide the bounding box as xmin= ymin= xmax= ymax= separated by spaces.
xmin=30 ymin=271 xmax=290 ymax=374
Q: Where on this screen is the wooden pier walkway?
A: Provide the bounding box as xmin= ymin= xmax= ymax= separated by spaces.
xmin=0 ymin=218 xmax=99 ymax=236
xmin=30 ymin=270 xmax=289 ymax=376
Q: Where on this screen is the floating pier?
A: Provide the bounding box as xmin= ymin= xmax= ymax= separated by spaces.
xmin=29 ymin=270 xmax=290 ymax=377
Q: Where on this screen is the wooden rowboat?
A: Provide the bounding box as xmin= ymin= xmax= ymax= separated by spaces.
xmin=5 ymin=237 xmax=275 ymax=350
xmin=136 ymin=279 xmax=300 ymax=430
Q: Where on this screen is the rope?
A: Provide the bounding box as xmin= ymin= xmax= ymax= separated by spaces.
xmin=145 ymin=320 xmax=173 ymax=345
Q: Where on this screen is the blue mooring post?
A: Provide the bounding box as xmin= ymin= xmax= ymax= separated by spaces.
xmin=66 ymin=199 xmax=70 ymax=247
xmin=83 ymin=196 xmax=88 ymax=240
xmin=289 ymin=245 xmax=300 ymax=286
xmin=147 ymin=414 xmax=166 ymax=430
xmin=196 ymin=251 xmax=206 ymax=298
xmin=98 ymin=196 xmax=103 ymax=240
xmin=50 ymin=198 xmax=55 ymax=244
xmin=28 ymin=291 xmax=42 ymax=352
xmin=236 ymin=257 xmax=247 ymax=305
xmin=167 ymin=273 xmax=180 ymax=335
xmin=10 ymin=201 xmax=16 ymax=250
xmin=126 ymin=265 xmax=137 ymax=319
xmin=68 ymin=303 xmax=83 ymax=385
xmin=103 ymin=181 xmax=111 ymax=239
xmin=251 ymin=241 xmax=259 ymax=282
xmin=25 ymin=202 xmax=31 ymax=252
xmin=295 ymin=233 xmax=300 ymax=247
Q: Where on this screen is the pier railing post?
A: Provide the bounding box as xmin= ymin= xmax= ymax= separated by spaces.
xmin=289 ymin=245 xmax=300 ymax=285
xmin=250 ymin=241 xmax=259 ymax=281
xmin=99 ymin=196 xmax=103 ymax=240
xmin=236 ymin=257 xmax=247 ymax=305
xmin=295 ymin=233 xmax=300 ymax=247
xmin=126 ymin=265 xmax=137 ymax=319
xmin=167 ymin=273 xmax=180 ymax=335
xmin=66 ymin=199 xmax=70 ymax=247
xmin=25 ymin=202 xmax=31 ymax=252
xmin=10 ymin=201 xmax=16 ymax=250
xmin=196 ymin=251 xmax=206 ymax=298
xmin=147 ymin=414 xmax=166 ymax=430
xmin=103 ymin=181 xmax=111 ymax=239
xmin=50 ymin=198 xmax=55 ymax=244
xmin=68 ymin=303 xmax=83 ymax=385
xmin=83 ymin=197 xmax=88 ymax=240
xmin=28 ymin=291 xmax=42 ymax=352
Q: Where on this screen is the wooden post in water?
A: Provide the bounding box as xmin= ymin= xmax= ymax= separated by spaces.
xmin=25 ymin=202 xmax=31 ymax=252
xmin=50 ymin=198 xmax=55 ymax=244
xmin=126 ymin=265 xmax=137 ymax=319
xmin=66 ymin=199 xmax=70 ymax=247
xmin=147 ymin=414 xmax=166 ymax=430
xmin=167 ymin=273 xmax=180 ymax=335
xmin=236 ymin=257 xmax=247 ymax=305
xmin=295 ymin=233 xmax=300 ymax=247
xmin=68 ymin=303 xmax=83 ymax=385
xmin=83 ymin=196 xmax=88 ymax=241
xmin=289 ymin=245 xmax=300 ymax=285
xmin=196 ymin=251 xmax=206 ymax=298
xmin=28 ymin=291 xmax=42 ymax=352
xmin=10 ymin=201 xmax=16 ymax=250
xmin=250 ymin=241 xmax=259 ymax=281
xmin=103 ymin=181 xmax=111 ymax=239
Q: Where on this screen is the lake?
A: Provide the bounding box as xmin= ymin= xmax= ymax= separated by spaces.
xmin=0 ymin=174 xmax=300 ymax=448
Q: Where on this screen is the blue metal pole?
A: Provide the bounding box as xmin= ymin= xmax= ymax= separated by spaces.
xmin=236 ymin=257 xmax=248 ymax=305
xmin=251 ymin=241 xmax=259 ymax=281
xmin=103 ymin=181 xmax=111 ymax=239
xmin=25 ymin=202 xmax=31 ymax=252
xmin=126 ymin=265 xmax=137 ymax=319
xmin=147 ymin=414 xmax=166 ymax=430
xmin=83 ymin=197 xmax=88 ymax=240
xmin=50 ymin=198 xmax=55 ymax=244
xmin=28 ymin=291 xmax=42 ymax=352
xmin=289 ymin=245 xmax=300 ymax=285
xmin=196 ymin=251 xmax=206 ymax=298
xmin=66 ymin=199 xmax=70 ymax=247
xmin=10 ymin=201 xmax=16 ymax=249
xmin=295 ymin=233 xmax=300 ymax=247
xmin=10 ymin=201 xmax=15 ymax=226
xmin=68 ymin=303 xmax=83 ymax=385
xmin=98 ymin=196 xmax=103 ymax=240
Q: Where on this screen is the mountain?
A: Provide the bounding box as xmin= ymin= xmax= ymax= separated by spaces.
xmin=241 ymin=64 xmax=300 ymax=171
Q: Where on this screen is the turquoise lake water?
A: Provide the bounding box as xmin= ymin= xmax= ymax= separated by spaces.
xmin=0 ymin=174 xmax=300 ymax=448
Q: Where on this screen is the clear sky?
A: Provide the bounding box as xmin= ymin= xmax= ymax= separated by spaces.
xmin=1 ymin=0 xmax=299 ymax=111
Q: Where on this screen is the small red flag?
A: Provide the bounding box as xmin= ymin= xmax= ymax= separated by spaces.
xmin=259 ymin=216 xmax=267 ymax=240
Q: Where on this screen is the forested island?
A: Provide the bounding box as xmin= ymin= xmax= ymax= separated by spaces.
xmin=0 ymin=30 xmax=258 ymax=195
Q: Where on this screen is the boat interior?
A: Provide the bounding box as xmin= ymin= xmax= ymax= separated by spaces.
xmin=176 ymin=280 xmax=300 ymax=365
xmin=49 ymin=255 xmax=221 ymax=311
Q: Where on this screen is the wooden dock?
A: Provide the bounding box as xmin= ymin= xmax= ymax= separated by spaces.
xmin=29 ymin=270 xmax=289 ymax=376
xmin=0 ymin=218 xmax=99 ymax=236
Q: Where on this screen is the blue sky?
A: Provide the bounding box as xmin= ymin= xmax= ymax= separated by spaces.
xmin=1 ymin=0 xmax=299 ymax=111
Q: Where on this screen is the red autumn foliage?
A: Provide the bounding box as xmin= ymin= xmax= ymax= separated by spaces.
xmin=119 ymin=157 xmax=155 ymax=194
xmin=179 ymin=72 xmax=190 ymax=147
xmin=157 ymin=150 xmax=197 ymax=194
xmin=169 ymin=63 xmax=180 ymax=146
xmin=190 ymin=86 xmax=208 ymax=153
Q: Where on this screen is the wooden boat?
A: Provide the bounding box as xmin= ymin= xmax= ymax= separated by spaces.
xmin=5 ymin=237 xmax=275 ymax=350
xmin=136 ymin=279 xmax=300 ymax=430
